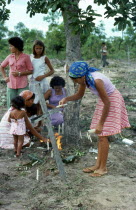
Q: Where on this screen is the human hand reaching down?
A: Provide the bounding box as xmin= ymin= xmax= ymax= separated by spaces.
xmin=95 ymin=123 xmax=103 ymax=134
xmin=59 ymin=97 xmax=68 ymax=106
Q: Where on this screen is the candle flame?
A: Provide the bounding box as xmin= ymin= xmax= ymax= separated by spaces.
xmin=54 ymin=133 xmax=62 ymax=150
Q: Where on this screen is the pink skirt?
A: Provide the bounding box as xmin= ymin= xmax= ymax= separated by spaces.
xmin=90 ymin=89 xmax=130 ymax=136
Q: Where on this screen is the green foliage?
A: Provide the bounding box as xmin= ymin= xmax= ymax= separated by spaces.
xmin=126 ymin=105 xmax=136 ymax=112
xmin=0 ymin=23 xmax=9 ymax=60
xmin=68 ymin=5 xmax=101 ymax=35
xmin=8 ymin=22 xmax=45 ymax=54
xmin=1 ymin=19 xmax=136 ymax=61
xmin=0 ymin=0 xmax=10 ymax=21
xmin=26 ymin=0 xmax=101 ymax=35
xmin=44 ymin=23 xmax=66 ymax=59
xmin=0 ymin=22 xmax=46 ymax=60
xmin=81 ymin=22 xmax=107 ymax=59
xmin=43 ymin=10 xmax=61 ymax=26
xmin=1 ymin=0 xmax=136 ymax=35
xmin=94 ymin=0 xmax=136 ymax=31
xmin=0 ymin=24 xmax=9 ymax=40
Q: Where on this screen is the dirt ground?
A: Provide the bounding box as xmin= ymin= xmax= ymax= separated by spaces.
xmin=0 ymin=60 xmax=136 ymax=210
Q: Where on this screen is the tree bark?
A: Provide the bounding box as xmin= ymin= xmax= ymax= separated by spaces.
xmin=61 ymin=1 xmax=82 ymax=145
xmin=63 ymin=64 xmax=81 ymax=145
xmin=62 ymin=0 xmax=81 ymax=62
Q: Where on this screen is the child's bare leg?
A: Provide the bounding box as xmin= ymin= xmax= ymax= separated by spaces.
xmin=83 ymin=140 xmax=101 ymax=172
xmin=16 ymin=135 xmax=24 ymax=157
xmin=13 ymin=135 xmax=18 ymax=153
xmin=91 ymin=136 xmax=109 ymax=176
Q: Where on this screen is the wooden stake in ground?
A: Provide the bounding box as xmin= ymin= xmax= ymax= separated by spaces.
xmin=35 ymin=84 xmax=66 ymax=182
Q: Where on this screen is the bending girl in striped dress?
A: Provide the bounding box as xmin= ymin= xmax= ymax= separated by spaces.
xmin=59 ymin=61 xmax=130 ymax=177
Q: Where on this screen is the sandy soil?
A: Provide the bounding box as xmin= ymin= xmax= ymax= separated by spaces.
xmin=0 ymin=60 xmax=136 ymax=210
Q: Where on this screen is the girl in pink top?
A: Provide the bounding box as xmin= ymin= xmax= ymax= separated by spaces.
xmin=8 ymin=95 xmax=47 ymax=157
xmin=0 ymin=37 xmax=33 ymax=108
xmin=60 ymin=61 xmax=130 ymax=177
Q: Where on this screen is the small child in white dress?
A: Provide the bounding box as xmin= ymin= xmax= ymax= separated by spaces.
xmin=8 ymin=96 xmax=27 ymax=157
xmin=8 ymin=96 xmax=47 ymax=157
xmin=29 ymin=40 xmax=54 ymax=103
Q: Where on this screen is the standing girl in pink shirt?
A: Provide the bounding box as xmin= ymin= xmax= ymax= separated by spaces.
xmin=0 ymin=37 xmax=33 ymax=108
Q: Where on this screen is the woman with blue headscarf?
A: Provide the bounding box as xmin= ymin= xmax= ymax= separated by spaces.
xmin=60 ymin=61 xmax=130 ymax=177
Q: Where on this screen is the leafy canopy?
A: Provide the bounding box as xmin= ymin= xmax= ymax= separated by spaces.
xmin=1 ymin=0 xmax=136 ymax=31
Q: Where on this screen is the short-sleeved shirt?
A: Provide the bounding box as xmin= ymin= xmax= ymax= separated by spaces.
xmin=89 ymin=72 xmax=115 ymax=96
xmin=101 ymin=45 xmax=107 ymax=55
xmin=1 ymin=53 xmax=33 ymax=89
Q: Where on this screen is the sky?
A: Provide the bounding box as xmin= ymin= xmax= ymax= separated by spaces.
xmin=5 ymin=0 xmax=122 ymax=38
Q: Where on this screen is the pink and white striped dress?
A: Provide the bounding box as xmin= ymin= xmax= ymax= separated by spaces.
xmin=89 ymin=72 xmax=130 ymax=136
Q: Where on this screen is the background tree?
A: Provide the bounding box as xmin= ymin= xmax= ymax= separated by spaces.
xmin=94 ymin=0 xmax=135 ymax=30
xmin=81 ymin=22 xmax=107 ymax=60
xmin=0 ymin=24 xmax=9 ymax=61
xmin=44 ymin=23 xmax=66 ymax=59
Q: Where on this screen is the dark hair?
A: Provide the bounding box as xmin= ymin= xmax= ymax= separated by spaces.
xmin=28 ymin=93 xmax=35 ymax=100
xmin=102 ymin=42 xmax=106 ymax=45
xmin=50 ymin=76 xmax=65 ymax=88
xmin=8 ymin=37 xmax=24 ymax=51
xmin=33 ymin=40 xmax=45 ymax=56
xmin=69 ymin=76 xmax=82 ymax=79
xmin=11 ymin=96 xmax=25 ymax=110
xmin=26 ymin=104 xmax=37 ymax=116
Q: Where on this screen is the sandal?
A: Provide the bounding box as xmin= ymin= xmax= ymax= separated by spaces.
xmin=83 ymin=167 xmax=95 ymax=173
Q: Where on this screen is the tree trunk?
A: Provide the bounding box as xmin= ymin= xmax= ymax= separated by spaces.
xmin=63 ymin=64 xmax=81 ymax=145
xmin=61 ymin=1 xmax=82 ymax=145
xmin=63 ymin=100 xmax=81 ymax=145
xmin=62 ymin=0 xmax=81 ymax=62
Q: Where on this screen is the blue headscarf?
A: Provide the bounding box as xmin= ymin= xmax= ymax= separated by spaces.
xmin=69 ymin=61 xmax=100 ymax=89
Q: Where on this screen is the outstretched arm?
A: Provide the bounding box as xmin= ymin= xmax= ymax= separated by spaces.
xmin=59 ymin=83 xmax=86 ymax=105
xmin=24 ymin=113 xmax=47 ymax=141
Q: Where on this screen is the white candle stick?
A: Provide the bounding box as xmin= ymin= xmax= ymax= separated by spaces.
xmin=87 ymin=131 xmax=93 ymax=142
xmin=58 ymin=125 xmax=60 ymax=134
xmin=36 ymin=169 xmax=39 ymax=181
xmin=47 ymin=141 xmax=50 ymax=150
xmin=88 ymin=129 xmax=96 ymax=133
xmin=51 ymin=149 xmax=54 ymax=158
xmin=80 ymin=131 xmax=82 ymax=139
xmin=32 ymin=160 xmax=38 ymax=166
xmin=56 ymin=104 xmax=67 ymax=108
